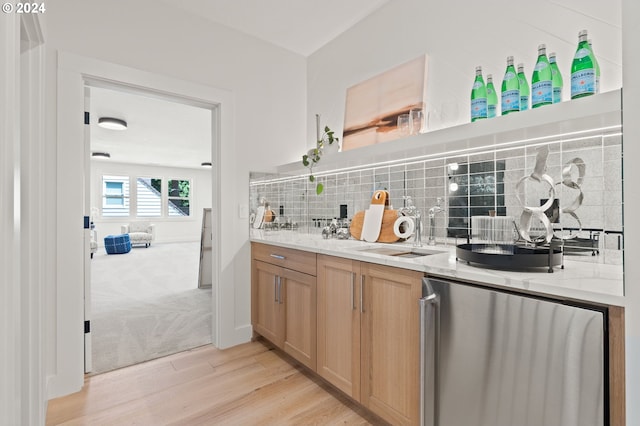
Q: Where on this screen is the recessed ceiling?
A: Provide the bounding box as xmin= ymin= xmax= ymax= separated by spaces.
xmin=158 ymin=0 xmax=391 ymax=56
xmin=90 ymin=87 xmax=212 ymax=169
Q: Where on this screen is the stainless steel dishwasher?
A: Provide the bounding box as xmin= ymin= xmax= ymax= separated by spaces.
xmin=420 ymin=277 xmax=607 ymax=426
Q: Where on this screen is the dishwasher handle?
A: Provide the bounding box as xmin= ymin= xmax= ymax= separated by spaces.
xmin=420 ymin=278 xmax=439 ymax=426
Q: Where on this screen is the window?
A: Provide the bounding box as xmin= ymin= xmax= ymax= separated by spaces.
xmin=168 ymin=179 xmax=190 ymax=216
xmin=102 ymin=175 xmax=130 ymax=217
xmin=137 ymin=177 xmax=162 ymax=217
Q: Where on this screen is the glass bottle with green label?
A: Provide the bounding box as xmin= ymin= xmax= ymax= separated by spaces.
xmin=571 ymin=30 xmax=596 ymax=99
xmin=501 ymin=56 xmax=520 ymax=115
xmin=531 ymin=44 xmax=552 ymax=108
xmin=486 ymin=74 xmax=498 ymax=118
xmin=517 ymin=63 xmax=530 ymax=111
xmin=549 ymin=52 xmax=563 ymax=103
xmin=589 ymin=39 xmax=601 ymax=93
xmin=470 ymin=66 xmax=488 ymax=122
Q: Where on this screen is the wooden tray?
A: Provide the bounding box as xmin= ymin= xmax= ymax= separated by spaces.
xmin=350 ymin=209 xmax=402 ymax=243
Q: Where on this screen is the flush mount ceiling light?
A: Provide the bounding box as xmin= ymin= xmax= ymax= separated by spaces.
xmin=201 ymin=162 xmax=212 ymax=168
xmin=97 ymin=117 xmax=127 ymax=130
xmin=92 ymin=152 xmax=111 ymax=159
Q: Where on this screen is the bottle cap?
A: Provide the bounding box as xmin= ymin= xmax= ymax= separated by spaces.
xmin=549 ymin=52 xmax=557 ymax=59
xmin=517 ymin=63 xmax=524 ymax=71
xmin=475 ymin=65 xmax=482 ymax=72
xmin=487 ymin=74 xmax=493 ymax=82
xmin=506 ymin=56 xmax=514 ymax=64
xmin=538 ymin=43 xmax=546 ymax=53
xmin=578 ymin=29 xmax=588 ymax=40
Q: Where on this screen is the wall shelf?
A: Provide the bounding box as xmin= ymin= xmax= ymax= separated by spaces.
xmin=274 ymin=89 xmax=621 ymax=178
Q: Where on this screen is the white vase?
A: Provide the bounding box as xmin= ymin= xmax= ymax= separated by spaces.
xmin=322 ymin=141 xmax=340 ymax=157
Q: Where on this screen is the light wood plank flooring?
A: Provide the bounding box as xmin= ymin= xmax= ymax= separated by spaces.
xmin=46 ymin=340 xmax=386 ymax=425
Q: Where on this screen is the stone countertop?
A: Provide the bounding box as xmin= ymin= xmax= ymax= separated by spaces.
xmin=250 ymin=229 xmax=625 ymax=307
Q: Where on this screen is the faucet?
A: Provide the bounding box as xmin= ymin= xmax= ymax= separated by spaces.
xmin=399 ymin=196 xmax=423 ymax=247
xmin=427 ymin=197 xmax=444 ymax=246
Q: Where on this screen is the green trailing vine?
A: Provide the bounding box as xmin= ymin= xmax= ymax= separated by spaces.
xmin=302 ymin=124 xmax=339 ymax=195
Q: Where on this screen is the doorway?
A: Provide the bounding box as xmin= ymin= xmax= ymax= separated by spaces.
xmin=54 ymin=53 xmax=242 ymax=397
xmin=86 ymin=84 xmax=214 ymax=374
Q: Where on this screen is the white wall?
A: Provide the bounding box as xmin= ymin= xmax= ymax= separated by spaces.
xmin=91 ymin=161 xmax=212 ymax=245
xmin=308 ymin=0 xmax=622 ymax=147
xmin=44 ymin=0 xmax=307 ymax=398
xmin=621 ymin=0 xmax=640 ymax=423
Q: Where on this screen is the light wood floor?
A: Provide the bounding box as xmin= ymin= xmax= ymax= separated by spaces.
xmin=46 ymin=340 xmax=386 ymax=425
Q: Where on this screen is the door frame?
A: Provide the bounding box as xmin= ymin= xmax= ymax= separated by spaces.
xmin=82 ymin=79 xmax=218 ymax=373
xmin=51 ymin=52 xmax=234 ymax=398
xmin=1 ymin=12 xmax=47 ymax=425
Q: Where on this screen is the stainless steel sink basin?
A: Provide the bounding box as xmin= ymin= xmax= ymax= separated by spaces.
xmin=356 ymin=247 xmax=443 ymax=257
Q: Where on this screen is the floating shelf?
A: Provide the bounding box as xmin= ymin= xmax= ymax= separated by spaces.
xmin=275 ymin=89 xmax=621 ymax=177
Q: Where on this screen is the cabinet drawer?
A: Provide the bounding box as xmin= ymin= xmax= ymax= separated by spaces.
xmin=252 ymin=243 xmax=317 ymax=276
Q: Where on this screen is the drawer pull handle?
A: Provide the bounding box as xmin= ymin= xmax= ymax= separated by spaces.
xmin=350 ymin=272 xmax=356 ymax=310
xmin=270 ymin=254 xmax=286 ymax=260
xmin=274 ymin=276 xmax=278 ymax=302
xmin=360 ymin=275 xmax=365 ymax=313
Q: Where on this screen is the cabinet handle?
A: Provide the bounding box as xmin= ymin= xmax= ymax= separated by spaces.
xmin=360 ymin=275 xmax=365 ymax=313
xmin=274 ymin=275 xmax=279 ymax=302
xmin=420 ymin=279 xmax=439 ymax=426
xmin=278 ymin=276 xmax=283 ymax=304
xmin=350 ymin=272 xmax=356 ymax=310
xmin=270 ymin=254 xmax=285 ymax=260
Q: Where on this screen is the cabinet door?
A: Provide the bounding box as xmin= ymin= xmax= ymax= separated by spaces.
xmin=252 ymin=260 xmax=284 ymax=347
xmin=317 ymin=255 xmax=361 ymax=400
xmin=360 ymin=262 xmax=423 ymax=426
xmin=281 ymin=267 xmax=317 ymax=370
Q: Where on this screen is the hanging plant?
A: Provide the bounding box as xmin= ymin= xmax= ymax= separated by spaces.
xmin=302 ymin=115 xmax=339 ymax=195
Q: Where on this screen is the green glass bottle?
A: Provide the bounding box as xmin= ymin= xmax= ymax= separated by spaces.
xmin=517 ymin=63 xmax=530 ymax=111
xmin=549 ymin=52 xmax=563 ymax=103
xmin=486 ymin=74 xmax=498 ymax=118
xmin=531 ymin=44 xmax=552 ymax=108
xmin=470 ymin=66 xmax=488 ymax=122
xmin=501 ymin=56 xmax=520 ymax=115
xmin=571 ymin=29 xmax=596 ymax=99
xmin=589 ymin=39 xmax=601 ymax=93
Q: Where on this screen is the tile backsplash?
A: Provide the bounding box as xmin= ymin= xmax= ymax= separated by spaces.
xmin=250 ymin=132 xmax=623 ymax=265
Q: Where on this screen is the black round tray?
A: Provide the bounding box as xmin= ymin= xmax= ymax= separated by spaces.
xmin=456 ymin=243 xmax=563 ymax=273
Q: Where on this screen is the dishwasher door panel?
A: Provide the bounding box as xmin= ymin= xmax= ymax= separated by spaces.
xmin=426 ymin=278 xmax=605 ymax=426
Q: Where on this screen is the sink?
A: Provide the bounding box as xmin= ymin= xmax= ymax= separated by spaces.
xmin=392 ymin=251 xmax=437 ymax=258
xmin=356 ymin=247 xmax=443 ymax=257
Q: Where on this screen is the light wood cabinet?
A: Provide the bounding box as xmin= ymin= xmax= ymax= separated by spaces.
xmin=253 ymin=260 xmax=285 ymax=347
xmin=360 ymin=262 xmax=423 ymax=426
xmin=317 ymin=255 xmax=361 ymax=400
xmin=251 ymin=243 xmax=317 ymax=370
xmin=317 ymin=254 xmax=423 ymax=426
xmin=281 ymin=267 xmax=316 ymax=369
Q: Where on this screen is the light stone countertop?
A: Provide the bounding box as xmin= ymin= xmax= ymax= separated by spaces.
xmin=250 ymin=229 xmax=625 ymax=307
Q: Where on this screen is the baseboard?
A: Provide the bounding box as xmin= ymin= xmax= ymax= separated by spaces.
xmin=217 ymin=324 xmax=253 ymax=349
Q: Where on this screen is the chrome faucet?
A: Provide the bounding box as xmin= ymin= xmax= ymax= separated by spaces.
xmin=399 ymin=196 xmax=423 ymax=247
xmin=427 ymin=197 xmax=444 ymax=245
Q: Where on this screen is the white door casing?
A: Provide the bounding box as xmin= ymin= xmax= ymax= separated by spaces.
xmin=52 ymin=52 xmax=238 ymax=398
xmin=1 ymin=12 xmax=47 ymax=425
xmin=83 ymin=87 xmax=92 ymax=373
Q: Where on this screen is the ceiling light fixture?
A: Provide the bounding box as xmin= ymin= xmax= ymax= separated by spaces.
xmin=98 ymin=117 xmax=127 ymax=130
xmin=91 ymin=152 xmax=111 ymax=159
xmin=201 ymin=162 xmax=212 ymax=168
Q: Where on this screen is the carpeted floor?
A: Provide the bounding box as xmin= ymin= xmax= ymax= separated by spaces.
xmin=90 ymin=241 xmax=212 ymax=375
